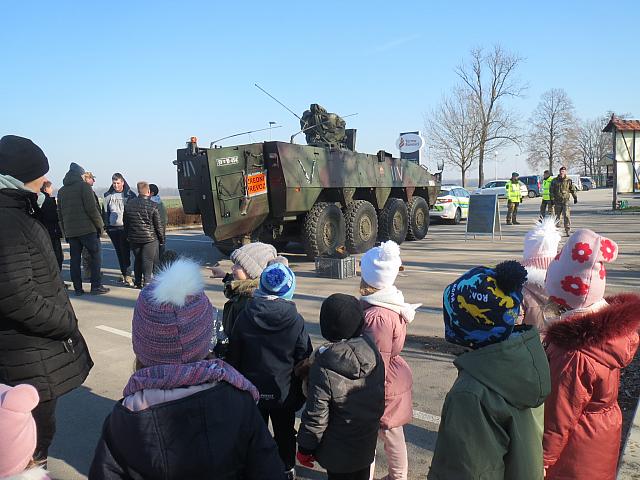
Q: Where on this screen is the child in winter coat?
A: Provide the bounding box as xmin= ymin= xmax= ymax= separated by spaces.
xmin=519 ymin=216 xmax=561 ymax=334
xmin=428 ymin=261 xmax=551 ymax=480
xmin=297 ymin=294 xmax=385 ymax=480
xmin=210 ymin=242 xmax=287 ymax=337
xmin=89 ymin=258 xmax=284 ymax=480
xmin=227 ymin=262 xmax=312 ymax=480
xmin=543 ymin=229 xmax=640 ymax=480
xmin=0 ymin=383 xmax=50 ymax=480
xmin=359 ymin=241 xmax=419 ymax=480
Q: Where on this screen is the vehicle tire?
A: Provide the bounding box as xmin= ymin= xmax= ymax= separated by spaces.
xmin=528 ymin=190 xmax=536 ymax=199
xmin=450 ymin=207 xmax=462 ymax=225
xmin=583 ymin=185 xmax=590 ymax=191
xmin=406 ymin=196 xmax=429 ymax=240
xmin=378 ymin=198 xmax=408 ymax=244
xmin=344 ymin=200 xmax=378 ymax=253
xmin=303 ymin=202 xmax=346 ymax=258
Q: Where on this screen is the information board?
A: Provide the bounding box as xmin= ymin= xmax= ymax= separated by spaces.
xmin=465 ymin=194 xmax=502 ymax=240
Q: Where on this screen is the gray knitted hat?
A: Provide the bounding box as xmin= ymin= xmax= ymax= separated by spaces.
xmin=230 ymin=242 xmax=278 ymax=279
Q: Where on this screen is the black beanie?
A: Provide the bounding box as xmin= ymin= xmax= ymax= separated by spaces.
xmin=320 ymin=293 xmax=365 ymax=342
xmin=0 ymin=135 xmax=49 ymax=183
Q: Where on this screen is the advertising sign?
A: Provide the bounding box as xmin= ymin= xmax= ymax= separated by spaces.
xmin=397 ymin=131 xmax=424 ymax=163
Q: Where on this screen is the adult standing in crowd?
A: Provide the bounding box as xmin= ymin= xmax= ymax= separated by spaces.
xmin=37 ymin=180 xmax=64 ymax=272
xmin=550 ymin=166 xmax=578 ymax=236
xmin=123 ymin=181 xmax=164 ymax=288
xmin=149 ymin=183 xmax=168 ymax=257
xmin=81 ymin=171 xmax=101 ymax=282
xmin=103 ymin=173 xmax=136 ymax=286
xmin=540 ymin=169 xmax=554 ymax=218
xmin=0 ymin=135 xmax=93 ymax=464
xmin=57 ymin=162 xmax=109 ymax=295
xmin=505 ymin=171 xmax=522 ymax=225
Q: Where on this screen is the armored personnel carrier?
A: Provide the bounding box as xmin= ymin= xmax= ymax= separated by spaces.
xmin=176 ymin=105 xmax=440 ymax=257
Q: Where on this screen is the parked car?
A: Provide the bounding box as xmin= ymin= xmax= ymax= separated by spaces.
xmin=580 ymin=176 xmax=594 ymax=190
xmin=519 ymin=175 xmax=542 ymax=198
xmin=429 ymin=185 xmax=470 ymax=224
xmin=473 ymin=180 xmax=528 ymax=199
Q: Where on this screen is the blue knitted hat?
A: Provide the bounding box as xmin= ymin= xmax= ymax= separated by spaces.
xmin=443 ymin=261 xmax=527 ymax=349
xmin=259 ymin=263 xmax=296 ymax=300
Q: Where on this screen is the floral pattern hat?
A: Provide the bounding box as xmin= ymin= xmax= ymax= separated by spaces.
xmin=545 ymin=228 xmax=618 ymax=309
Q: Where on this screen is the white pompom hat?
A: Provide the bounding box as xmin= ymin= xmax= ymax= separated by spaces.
xmin=361 ymin=241 xmax=402 ymax=289
xmin=523 ymin=216 xmax=562 ymax=270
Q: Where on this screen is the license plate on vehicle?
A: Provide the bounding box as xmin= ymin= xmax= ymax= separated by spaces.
xmin=246 ymin=172 xmax=267 ymax=197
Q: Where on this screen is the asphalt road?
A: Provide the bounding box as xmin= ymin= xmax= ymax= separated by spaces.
xmin=47 ymin=188 xmax=640 ymax=479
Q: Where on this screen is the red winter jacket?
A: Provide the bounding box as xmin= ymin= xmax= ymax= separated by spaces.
xmin=543 ymin=293 xmax=640 ymax=480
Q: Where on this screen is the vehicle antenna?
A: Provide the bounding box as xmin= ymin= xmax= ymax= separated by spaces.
xmin=254 ymin=84 xmax=302 ymax=121
xmin=210 ymin=125 xmax=283 ymax=147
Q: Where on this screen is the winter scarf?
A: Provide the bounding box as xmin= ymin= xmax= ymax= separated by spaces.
xmin=123 ymin=359 xmax=259 ymax=402
xmin=0 ymin=174 xmax=45 ymax=207
xmin=361 ymin=286 xmax=421 ymax=323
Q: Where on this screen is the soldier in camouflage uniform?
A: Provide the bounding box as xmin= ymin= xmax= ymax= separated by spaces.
xmin=550 ymin=166 xmax=578 ymax=236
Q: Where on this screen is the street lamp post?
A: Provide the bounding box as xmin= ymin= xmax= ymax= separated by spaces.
xmin=494 ymin=151 xmax=498 ymax=181
xmin=268 ymin=121 xmax=276 ymax=141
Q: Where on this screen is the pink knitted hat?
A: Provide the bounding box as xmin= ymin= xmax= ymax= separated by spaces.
xmin=0 ymin=383 xmax=39 ymax=477
xmin=545 ymin=229 xmax=618 ymax=309
xmin=132 ymin=259 xmax=216 ymax=367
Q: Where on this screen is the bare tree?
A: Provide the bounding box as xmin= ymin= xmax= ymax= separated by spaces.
xmin=456 ymin=45 xmax=526 ymax=186
xmin=526 ymin=89 xmax=577 ymax=173
xmin=426 ymin=89 xmax=481 ymax=187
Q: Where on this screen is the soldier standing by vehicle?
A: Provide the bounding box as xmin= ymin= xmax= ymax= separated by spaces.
xmin=506 ymin=172 xmax=522 ymax=225
xmin=550 ymin=166 xmax=577 ymax=236
xmin=540 ymin=170 xmax=554 ymax=218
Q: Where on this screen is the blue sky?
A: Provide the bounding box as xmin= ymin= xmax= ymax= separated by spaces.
xmin=2 ymin=0 xmax=637 ymax=187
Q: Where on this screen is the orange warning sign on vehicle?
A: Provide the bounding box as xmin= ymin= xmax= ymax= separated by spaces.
xmin=246 ymin=172 xmax=267 ymax=197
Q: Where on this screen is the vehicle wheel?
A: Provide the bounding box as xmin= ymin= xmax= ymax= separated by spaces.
xmin=303 ymin=202 xmax=346 ymax=258
xmin=406 ymin=196 xmax=429 ymax=240
xmin=378 ymin=198 xmax=408 ymax=244
xmin=450 ymin=207 xmax=462 ymax=225
xmin=583 ymin=185 xmax=590 ymax=191
xmin=344 ymin=200 xmax=378 ymax=253
xmin=528 ymin=190 xmax=536 ymax=199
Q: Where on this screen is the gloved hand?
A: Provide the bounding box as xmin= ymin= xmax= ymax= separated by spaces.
xmin=296 ymin=451 xmax=315 ymax=468
xmin=574 ymin=198 xmax=578 ymax=204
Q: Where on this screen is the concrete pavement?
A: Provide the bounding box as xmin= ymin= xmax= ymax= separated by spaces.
xmin=46 ymin=188 xmax=640 ymax=479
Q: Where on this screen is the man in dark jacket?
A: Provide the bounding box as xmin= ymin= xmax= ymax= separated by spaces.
xmin=37 ymin=180 xmax=63 ymax=271
xmin=57 ymin=162 xmax=109 ymax=295
xmin=103 ymin=172 xmax=136 ymax=285
xmin=297 ymin=294 xmax=385 ymax=480
xmin=227 ymin=263 xmax=312 ymax=480
xmin=0 ymin=135 xmax=93 ymax=462
xmin=123 ymin=181 xmax=164 ymax=288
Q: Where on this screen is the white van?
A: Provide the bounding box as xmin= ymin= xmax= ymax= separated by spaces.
xmin=568 ymin=174 xmax=583 ymax=191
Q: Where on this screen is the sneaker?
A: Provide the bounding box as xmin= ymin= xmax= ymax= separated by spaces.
xmin=506 ymin=222 xmax=512 ymax=225
xmin=284 ymin=468 xmax=296 ymax=480
xmin=513 ymin=221 xmax=521 ymax=225
xmin=124 ymin=275 xmax=134 ymax=286
xmin=74 ymin=290 xmax=84 ymax=296
xmin=134 ymin=284 xmax=143 ymax=290
xmin=90 ymin=286 xmax=110 ymax=295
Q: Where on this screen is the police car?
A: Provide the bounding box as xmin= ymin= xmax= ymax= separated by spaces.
xmin=429 ymin=185 xmax=470 ymax=224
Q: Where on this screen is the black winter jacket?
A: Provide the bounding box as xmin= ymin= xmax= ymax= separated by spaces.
xmin=227 ymin=297 xmax=312 ymax=410
xmin=57 ymin=167 xmax=104 ymax=238
xmin=0 ymin=189 xmax=93 ymax=401
xmin=89 ymin=382 xmax=285 ymax=480
xmin=123 ymin=195 xmax=164 ymax=244
xmin=36 ymin=192 xmax=62 ymax=240
xmin=297 ymin=334 xmax=385 ymax=473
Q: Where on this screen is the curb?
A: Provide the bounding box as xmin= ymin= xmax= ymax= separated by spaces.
xmin=165 ymin=225 xmax=203 ymax=232
xmin=618 ymin=399 xmax=640 ymax=479
xmin=597 ymin=210 xmax=640 ymax=216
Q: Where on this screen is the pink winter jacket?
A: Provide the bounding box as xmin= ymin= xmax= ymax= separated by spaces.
xmin=362 ymin=303 xmax=413 ymax=429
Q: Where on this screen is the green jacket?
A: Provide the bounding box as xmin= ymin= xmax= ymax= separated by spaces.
xmin=542 ymin=177 xmax=553 ymax=201
xmin=57 ymin=168 xmax=104 ymax=238
xmin=428 ymin=327 xmax=550 ymax=480
xmin=549 ymin=175 xmax=577 ymax=204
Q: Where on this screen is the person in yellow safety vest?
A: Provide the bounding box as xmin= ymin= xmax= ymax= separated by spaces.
xmin=506 ymin=172 xmax=522 ymax=225
xmin=540 ymin=170 xmax=554 ymax=218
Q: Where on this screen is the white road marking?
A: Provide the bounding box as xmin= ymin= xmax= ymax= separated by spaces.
xmin=413 ymin=409 xmax=441 ymax=425
xmin=96 ymin=325 xmax=132 ymax=339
